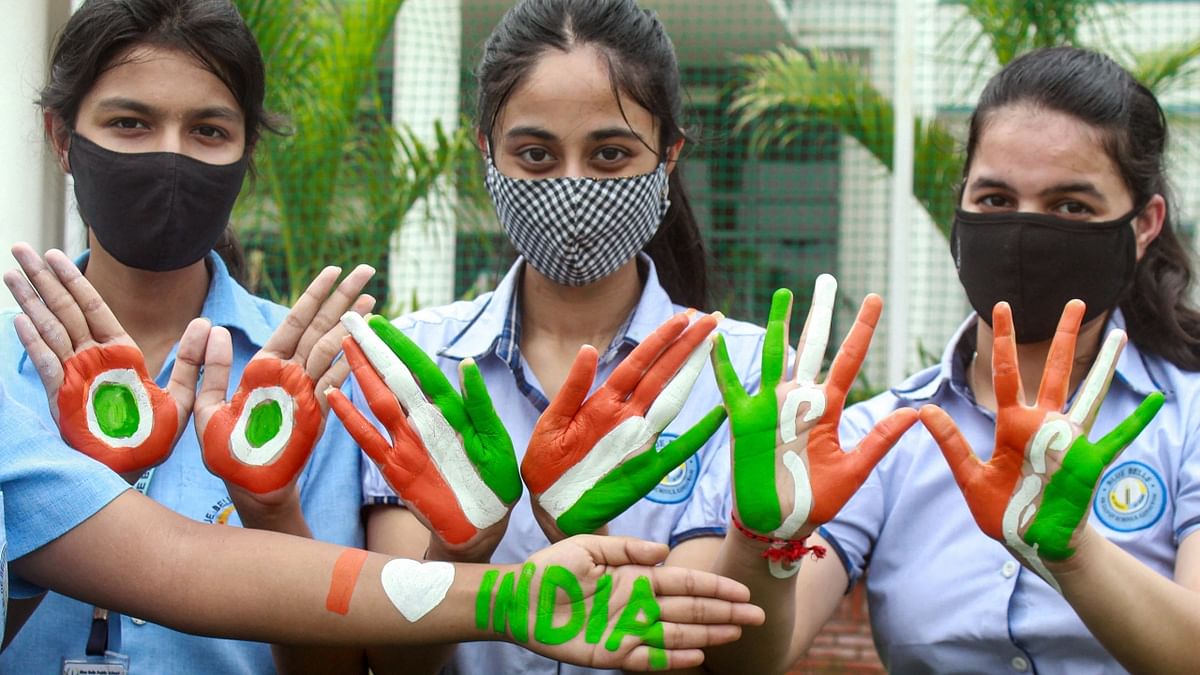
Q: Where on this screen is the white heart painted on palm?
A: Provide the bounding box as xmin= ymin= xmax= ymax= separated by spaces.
xmin=380 ymin=558 xmax=455 ymax=622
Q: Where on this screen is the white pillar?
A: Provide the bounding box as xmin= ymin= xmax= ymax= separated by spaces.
xmin=0 ymin=0 xmax=72 ymax=308
xmin=388 ymin=0 xmax=462 ymax=313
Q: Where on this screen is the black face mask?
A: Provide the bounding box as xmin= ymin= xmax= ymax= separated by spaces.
xmin=68 ymin=132 xmax=248 ymax=272
xmin=950 ymin=207 xmax=1138 ymax=344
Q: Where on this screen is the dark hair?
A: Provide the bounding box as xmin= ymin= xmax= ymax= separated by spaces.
xmin=40 ymin=0 xmax=279 ymax=282
xmin=963 ymin=46 xmax=1200 ymax=370
xmin=475 ymin=0 xmax=709 ymax=308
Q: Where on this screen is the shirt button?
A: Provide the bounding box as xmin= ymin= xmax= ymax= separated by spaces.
xmin=131 ymin=617 xmax=147 ymax=626
xmin=1011 ymin=656 xmax=1030 ymax=671
xmin=1002 ymin=561 xmax=1019 ymax=578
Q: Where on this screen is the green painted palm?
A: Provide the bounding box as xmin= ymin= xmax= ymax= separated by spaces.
xmin=731 ymin=0 xmax=1200 ymax=238
xmin=232 ymin=0 xmax=478 ymax=303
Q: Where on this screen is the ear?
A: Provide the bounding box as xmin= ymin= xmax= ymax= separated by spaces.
xmin=476 ymin=130 xmax=490 ymax=160
xmin=664 ymin=137 xmax=685 ymax=176
xmin=1133 ymin=194 xmax=1166 ymax=260
xmin=45 ymin=112 xmax=71 ymax=173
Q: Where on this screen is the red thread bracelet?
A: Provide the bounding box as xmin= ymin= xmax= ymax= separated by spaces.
xmin=731 ymin=514 xmax=827 ymax=565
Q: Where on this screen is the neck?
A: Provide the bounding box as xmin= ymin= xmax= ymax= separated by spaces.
xmin=84 ymin=236 xmax=210 ymax=373
xmin=970 ymin=312 xmax=1109 ymax=412
xmin=520 ymin=258 xmax=643 ymax=352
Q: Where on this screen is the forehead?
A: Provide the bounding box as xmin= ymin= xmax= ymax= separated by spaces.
xmin=969 ymin=105 xmax=1123 ymax=190
xmin=80 ymin=45 xmax=242 ymax=117
xmin=495 ymin=44 xmax=657 ymax=140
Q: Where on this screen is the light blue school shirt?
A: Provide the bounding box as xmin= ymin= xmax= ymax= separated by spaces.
xmin=0 ymin=252 xmax=365 ymax=674
xmin=821 ymin=311 xmax=1200 ymax=674
xmin=360 ymin=255 xmax=765 ymax=675
xmin=0 ymin=380 xmax=130 ymax=645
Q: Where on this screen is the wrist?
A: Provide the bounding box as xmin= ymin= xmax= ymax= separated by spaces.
xmin=1042 ymin=525 xmax=1104 ymax=580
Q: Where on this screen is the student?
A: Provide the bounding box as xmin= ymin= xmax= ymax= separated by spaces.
xmin=776 ymin=47 xmax=1200 ymax=674
xmin=0 ymin=377 xmax=765 ymax=671
xmin=0 ymin=0 xmax=371 ymax=671
xmin=342 ymin=1 xmax=783 ymax=673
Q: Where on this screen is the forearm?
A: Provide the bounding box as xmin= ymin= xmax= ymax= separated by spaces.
xmin=1049 ymin=527 xmax=1200 ymax=674
xmin=13 ymin=492 xmax=500 ymax=647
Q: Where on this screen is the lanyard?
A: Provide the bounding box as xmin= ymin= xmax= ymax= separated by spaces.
xmin=84 ymin=468 xmax=154 ymax=657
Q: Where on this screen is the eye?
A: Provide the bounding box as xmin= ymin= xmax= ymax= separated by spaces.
xmin=975 ymin=193 xmax=1012 ymax=210
xmin=594 ymin=146 xmax=629 ymax=162
xmin=517 ymin=147 xmax=553 ymax=164
xmin=110 ymin=118 xmax=149 ymax=131
xmin=193 ymin=125 xmax=229 ymax=140
xmin=1053 ymin=200 xmax=1094 ymax=217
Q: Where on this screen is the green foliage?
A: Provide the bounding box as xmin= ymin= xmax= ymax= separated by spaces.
xmin=732 ymin=0 xmax=1200 ymax=241
xmin=232 ymin=0 xmax=478 ymax=303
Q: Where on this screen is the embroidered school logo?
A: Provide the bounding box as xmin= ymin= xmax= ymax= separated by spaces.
xmin=645 ymin=434 xmax=700 ymax=504
xmin=1094 ymin=461 xmax=1166 ymax=532
xmin=204 ymin=497 xmax=239 ymax=525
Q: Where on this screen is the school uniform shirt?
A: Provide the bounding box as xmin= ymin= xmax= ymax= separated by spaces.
xmin=0 ymin=380 xmax=130 ymax=645
xmin=0 ymin=252 xmax=365 ymax=674
xmin=360 ymin=255 xmax=764 ymax=675
xmin=821 ymin=310 xmax=1200 ymax=675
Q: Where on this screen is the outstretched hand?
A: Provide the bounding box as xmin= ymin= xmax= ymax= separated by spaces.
xmin=4 ymin=244 xmax=207 ymax=474
xmin=920 ymin=301 xmax=1164 ymax=590
xmin=713 ymin=276 xmax=918 ymax=576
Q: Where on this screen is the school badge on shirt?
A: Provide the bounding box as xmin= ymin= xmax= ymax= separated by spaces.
xmin=645 ymin=434 xmax=701 ymax=504
xmin=1094 ymin=461 xmax=1167 ymax=532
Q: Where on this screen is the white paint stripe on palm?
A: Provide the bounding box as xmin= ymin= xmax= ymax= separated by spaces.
xmin=1028 ymin=420 xmax=1072 ymax=475
xmin=779 ymin=274 xmax=836 ymax=443
xmin=229 ymin=386 xmax=295 ymax=466
xmin=86 ymin=369 xmax=153 ymax=447
xmin=772 ymin=451 xmax=812 ymax=541
xmin=1002 ymin=475 xmax=1062 ymax=593
xmin=342 ymin=313 xmax=507 ymax=529
xmin=539 ymin=333 xmax=714 ymax=520
xmin=1068 ymin=330 xmax=1125 ymax=428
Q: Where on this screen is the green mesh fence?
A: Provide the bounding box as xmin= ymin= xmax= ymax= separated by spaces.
xmin=228 ymin=0 xmax=1200 ymax=401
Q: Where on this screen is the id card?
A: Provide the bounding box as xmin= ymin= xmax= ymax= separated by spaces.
xmin=62 ymin=653 xmax=130 ymax=675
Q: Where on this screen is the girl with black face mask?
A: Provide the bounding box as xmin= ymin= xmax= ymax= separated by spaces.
xmin=0 ymin=0 xmax=381 ymax=672
xmin=747 ymin=47 xmax=1200 ymax=674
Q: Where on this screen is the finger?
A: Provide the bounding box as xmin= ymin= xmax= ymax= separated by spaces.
xmin=1094 ymin=391 xmax=1165 ymax=463
xmin=1035 ymin=300 xmax=1085 ymax=411
xmin=761 ymin=288 xmax=793 ymax=388
xmin=844 ymin=407 xmax=918 ymax=485
xmin=4 ymin=267 xmax=74 ymax=364
xmin=304 ymin=293 xmax=374 ymax=383
xmin=12 ymin=246 xmax=92 ymax=351
xmin=342 ymin=336 xmax=407 ymax=431
xmin=823 ymin=294 xmax=882 ymax=409
xmin=647 ymin=566 xmax=753 ymax=603
xmin=195 ymin=323 xmax=232 ymax=418
xmin=44 ymin=250 xmax=127 ymax=343
xmin=622 ymin=646 xmax=705 ymax=672
xmin=631 ymin=313 xmax=718 ymax=413
xmin=1067 ymin=329 xmax=1126 ymax=433
xmin=991 ymin=302 xmax=1023 ymax=410
xmin=167 ymin=318 xmax=212 ymax=419
xmin=652 ymin=406 xmax=726 ymax=473
xmin=261 ymin=266 xmax=341 ymax=359
xmin=655 ymin=624 xmax=746 ymax=650
xmin=295 ymin=265 xmax=375 ymax=365
xmin=459 ymin=358 xmax=521 ymax=504
xmin=793 ymin=274 xmax=836 ymax=385
xmin=368 ymin=315 xmax=459 ymax=410
xmin=716 ymin=332 xmax=752 ymax=403
xmin=568 ymin=535 xmax=669 ymax=567
xmin=542 ymin=345 xmax=598 ymax=423
xmin=326 ymin=387 xmax=399 ymax=472
xmin=605 ymin=313 xmax=689 ymax=396
xmin=460 ymin=358 xmax=503 ymax=434
xmin=919 ymin=404 xmax=985 ymax=496
xmin=13 ymin=313 xmax=65 ymax=402
xmin=341 ymin=312 xmax=427 ymax=412
xmin=655 ymin=597 xmax=766 ymax=628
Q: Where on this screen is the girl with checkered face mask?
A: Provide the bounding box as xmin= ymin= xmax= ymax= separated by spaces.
xmin=344 ymin=2 xmax=777 ymax=674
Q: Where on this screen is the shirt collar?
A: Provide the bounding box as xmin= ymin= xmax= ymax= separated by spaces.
xmin=891 ymin=307 xmax=1162 ymax=403
xmin=439 ymin=253 xmax=677 ymax=362
xmin=74 ymin=249 xmax=275 ymax=348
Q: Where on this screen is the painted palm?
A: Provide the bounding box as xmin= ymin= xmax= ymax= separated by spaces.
xmin=732 ymin=0 xmax=1200 ymax=238
xmin=232 ymin=0 xmax=478 ymax=303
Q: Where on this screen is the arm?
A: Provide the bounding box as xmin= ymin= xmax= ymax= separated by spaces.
xmin=10 ymin=491 xmax=763 ymax=671
xmin=700 ymin=277 xmax=916 ymax=675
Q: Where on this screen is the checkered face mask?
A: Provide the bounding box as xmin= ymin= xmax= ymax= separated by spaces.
xmin=485 ymin=159 xmax=671 ymax=286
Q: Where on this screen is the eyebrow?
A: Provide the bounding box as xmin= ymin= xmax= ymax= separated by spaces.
xmin=93 ymin=98 xmax=243 ymax=123
xmin=967 ymin=176 xmax=1108 ymax=203
xmin=502 ymin=125 xmax=647 ymax=144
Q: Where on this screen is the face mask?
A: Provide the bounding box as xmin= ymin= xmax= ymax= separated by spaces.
xmin=484 ymin=158 xmax=670 ymax=286
xmin=68 ymin=132 xmax=249 ymax=272
xmin=951 ymin=207 xmax=1138 ymax=343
